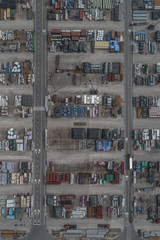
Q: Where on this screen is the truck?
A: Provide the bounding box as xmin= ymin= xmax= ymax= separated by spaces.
xmin=44 ymin=129 xmax=48 ymax=150
xmin=129 ymin=154 xmax=133 ymax=170
xmin=133 ymin=171 xmax=136 ymax=183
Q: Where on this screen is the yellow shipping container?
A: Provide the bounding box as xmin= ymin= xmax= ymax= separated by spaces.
xmin=95 ymin=41 xmax=109 ymax=49
xmin=7 ymin=8 xmax=10 ymax=18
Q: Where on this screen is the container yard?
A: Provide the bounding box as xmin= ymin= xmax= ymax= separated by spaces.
xmin=132 ymin=129 xmax=160 ymax=151
xmin=46 ymin=194 xmax=125 ymax=220
xmin=133 ymin=63 xmax=160 ymax=86
xmin=48 ymin=29 xmax=124 ymax=53
xmin=0 ymin=60 xmax=34 ymax=85
xmin=0 ymin=194 xmax=32 ymax=218
xmin=50 ymin=93 xmax=123 ymax=119
xmin=46 ymin=160 xmax=124 ymax=185
xmin=0 ymin=161 xmax=32 ymax=185
xmin=0 ymin=30 xmax=35 ymax=52
xmin=47 ymin=0 xmax=122 ymax=22
xmin=0 ymin=0 xmax=33 ymax=21
xmin=133 ymin=96 xmax=160 ymax=118
xmin=0 ymin=128 xmax=32 ymax=151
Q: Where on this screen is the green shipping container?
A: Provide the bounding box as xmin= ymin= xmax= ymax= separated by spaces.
xmin=121 ymin=106 xmax=124 ymax=118
xmin=10 ymin=9 xmax=15 ymax=19
xmin=142 ymin=161 xmax=145 ymax=167
xmin=141 ymin=168 xmax=145 ymax=173
xmin=145 ymin=162 xmax=148 ymax=167
xmin=119 ymin=173 xmax=122 ymax=184
xmin=110 ymin=174 xmax=113 ymax=182
xmin=103 ymin=180 xmax=106 ymax=184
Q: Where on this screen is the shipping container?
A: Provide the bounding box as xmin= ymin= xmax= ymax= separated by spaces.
xmin=129 ymin=155 xmax=133 ymax=169
xmin=7 ymin=8 xmax=10 ymax=18
xmin=87 ymin=206 xmax=93 ymax=218
xmin=79 ymin=9 xmax=83 ymax=20
xmin=137 ymin=107 xmax=141 ymax=118
xmin=115 ymin=95 xmax=121 ymax=107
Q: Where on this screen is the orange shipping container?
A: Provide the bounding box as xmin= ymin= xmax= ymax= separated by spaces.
xmin=137 ymin=107 xmax=141 ymax=119
xmin=115 ymin=96 xmax=121 ymax=107
xmin=87 ymin=206 xmax=93 ymax=218
xmin=120 ymin=63 xmax=123 ymax=74
xmin=0 ymin=9 xmax=4 ymax=20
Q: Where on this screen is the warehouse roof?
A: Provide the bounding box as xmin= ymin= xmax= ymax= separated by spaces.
xmin=72 ymin=128 xmax=85 ymax=139
xmin=87 ymin=128 xmax=101 ymax=139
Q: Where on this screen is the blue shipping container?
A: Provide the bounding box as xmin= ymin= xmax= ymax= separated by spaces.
xmin=6 ymin=215 xmax=15 ymax=220
xmin=52 ymin=0 xmax=55 ymax=5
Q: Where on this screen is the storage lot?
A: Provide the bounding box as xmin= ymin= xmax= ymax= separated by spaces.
xmin=132 ymin=1 xmax=160 ymax=234
xmin=46 ymin=0 xmax=125 ymax=236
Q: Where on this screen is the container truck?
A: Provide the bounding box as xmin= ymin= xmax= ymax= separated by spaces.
xmin=129 ymin=154 xmax=133 ymax=170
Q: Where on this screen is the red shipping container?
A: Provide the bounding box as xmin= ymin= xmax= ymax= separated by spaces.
xmin=53 ymin=173 xmax=56 ymax=181
xmin=121 ymin=161 xmax=124 ymax=175
xmin=53 ymin=181 xmax=61 ymax=185
xmin=71 ymin=36 xmax=79 ymax=41
xmin=111 ymin=74 xmax=115 ymax=81
xmin=49 ymin=173 xmax=53 ymax=181
xmin=79 ymin=9 xmax=83 ymax=20
xmin=55 ymin=2 xmax=58 ymax=8
xmin=53 ymin=94 xmax=57 ymax=103
xmin=52 ymin=29 xmax=61 ymax=34
xmin=81 ymin=29 xmax=86 ymax=37
xmin=52 ymin=8 xmax=56 ymax=13
xmin=120 ymin=74 xmax=123 ymax=80
xmin=62 ymin=173 xmax=65 ymax=182
xmin=111 ymin=30 xmax=115 ymax=39
xmin=65 ymin=173 xmax=70 ymax=182
xmin=71 ymin=31 xmax=81 ymax=37
xmin=56 ymin=173 xmax=59 ymax=182
xmin=64 ymin=204 xmax=72 ymax=210
xmin=62 ymin=32 xmax=71 ymax=37
xmin=47 ymin=173 xmax=50 ymax=182
xmin=114 ymin=172 xmax=119 ymax=181
xmin=63 ymin=10 xmax=65 ymax=20
xmin=112 ymin=180 xmax=119 ymax=184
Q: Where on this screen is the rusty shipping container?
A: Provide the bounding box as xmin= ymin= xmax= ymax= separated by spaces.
xmin=115 ymin=96 xmax=121 ymax=107
xmin=87 ymin=206 xmax=93 ymax=218
xmin=79 ymin=9 xmax=84 ymax=20
xmin=71 ymin=36 xmax=79 ymax=41
xmin=52 ymin=29 xmax=61 ymax=34
xmin=137 ymin=107 xmax=141 ymax=119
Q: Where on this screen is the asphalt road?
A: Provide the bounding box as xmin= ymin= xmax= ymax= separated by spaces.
xmin=22 ymin=0 xmax=53 ymax=239
xmin=32 ymin=0 xmax=47 ymax=227
xmin=121 ymin=0 xmax=141 ymax=239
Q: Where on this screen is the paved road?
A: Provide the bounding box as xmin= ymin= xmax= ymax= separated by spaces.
xmin=121 ymin=0 xmax=141 ymax=239
xmin=22 ymin=0 xmax=53 ymax=239
xmin=32 ymin=0 xmax=48 ymax=227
